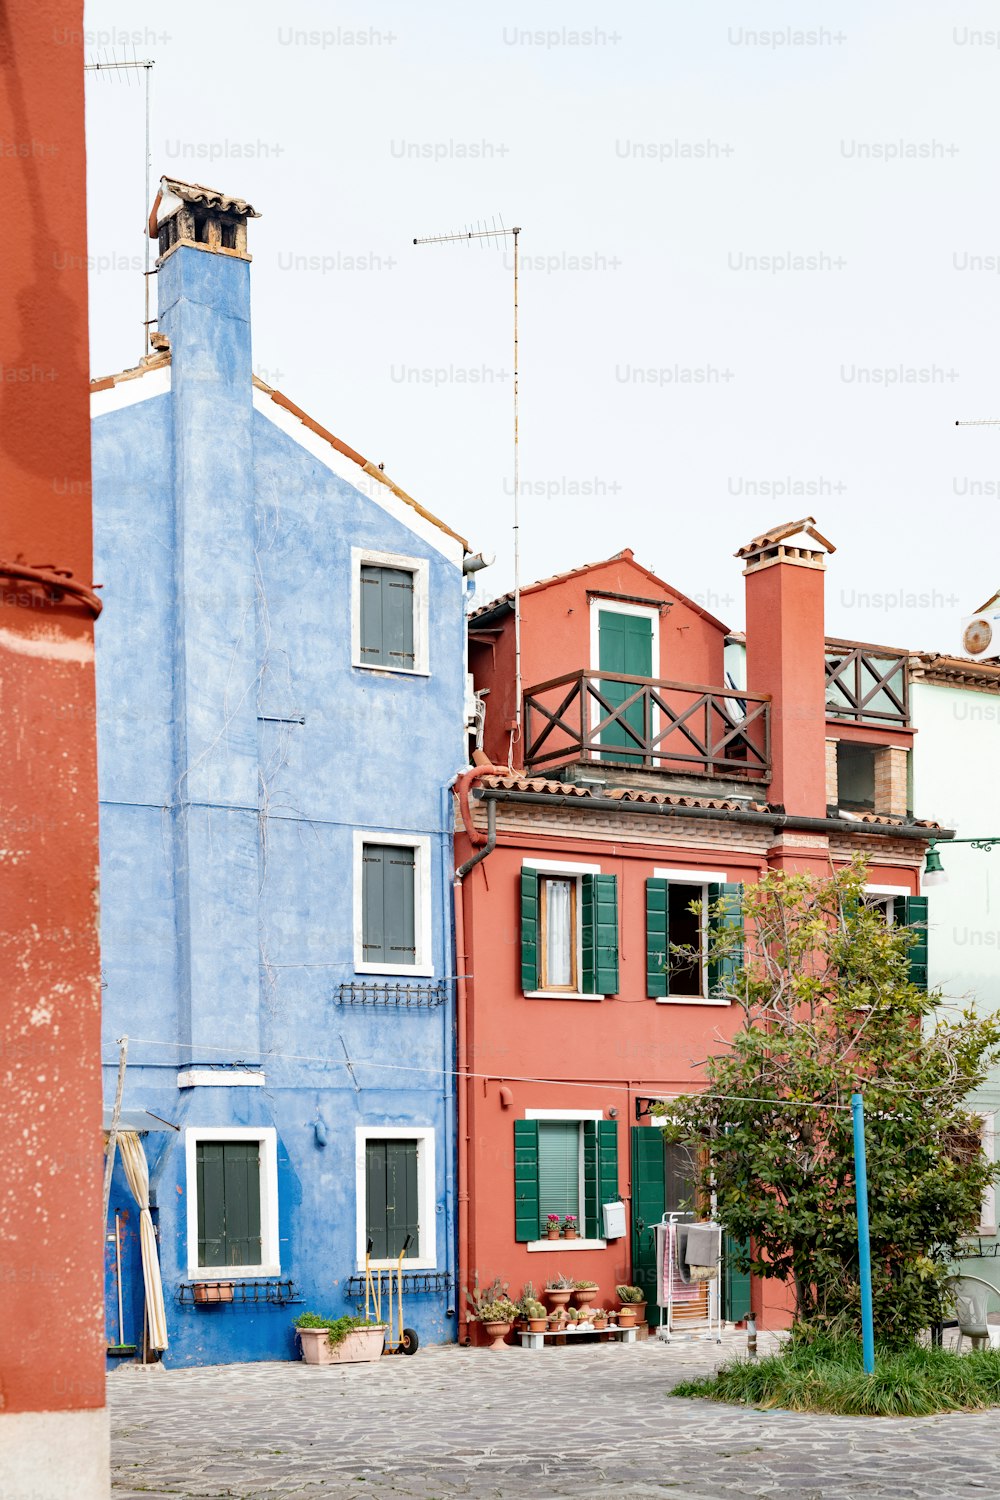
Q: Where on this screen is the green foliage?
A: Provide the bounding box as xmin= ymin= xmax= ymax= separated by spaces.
xmin=475 ymin=1297 xmax=520 ymax=1323
xmin=656 ymin=858 xmax=1000 ymax=1347
xmin=545 ymin=1273 xmax=574 ymax=1290
xmin=573 ymin=1279 xmax=598 ymax=1290
xmin=671 ymin=1333 xmax=1000 ymax=1416
xmin=465 ymin=1274 xmax=511 ymax=1319
xmin=295 ymin=1312 xmax=382 ymax=1346
xmin=616 ymin=1285 xmax=645 ymax=1303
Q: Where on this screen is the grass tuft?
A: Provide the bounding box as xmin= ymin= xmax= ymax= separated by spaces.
xmin=670 ymin=1334 xmax=1000 ymax=1416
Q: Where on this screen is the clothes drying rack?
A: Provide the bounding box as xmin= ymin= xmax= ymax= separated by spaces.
xmin=653 ymin=1212 xmax=722 ymax=1343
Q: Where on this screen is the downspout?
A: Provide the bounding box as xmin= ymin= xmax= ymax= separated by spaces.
xmin=453 ymin=787 xmax=498 ymax=1344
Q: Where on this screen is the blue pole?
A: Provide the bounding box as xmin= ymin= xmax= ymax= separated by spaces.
xmin=852 ymin=1092 xmax=875 ymax=1374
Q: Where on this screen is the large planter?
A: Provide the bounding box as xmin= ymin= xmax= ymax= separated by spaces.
xmin=616 ymin=1306 xmax=636 ymax=1328
xmin=545 ymin=1287 xmax=572 ymax=1309
xmin=193 ymin=1281 xmax=234 ymax=1305
xmin=483 ymin=1319 xmax=512 ymax=1350
xmin=297 ymin=1325 xmax=385 ymax=1366
xmin=631 ymin=1300 xmax=648 ymax=1326
xmin=572 ymin=1288 xmax=597 ymax=1309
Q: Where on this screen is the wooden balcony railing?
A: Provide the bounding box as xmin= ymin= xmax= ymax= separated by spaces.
xmin=523 ymin=670 xmax=771 ymax=780
xmin=825 ymin=642 xmax=909 ymax=726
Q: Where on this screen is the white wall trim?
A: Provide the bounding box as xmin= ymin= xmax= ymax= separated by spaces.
xmin=350 ymin=545 xmax=430 ymax=676
xmin=353 ymin=829 xmax=434 ymax=976
xmin=865 ymin=884 xmax=909 ymax=896
xmin=653 ymin=866 xmax=729 ymax=883
xmin=521 ymin=857 xmax=602 ymax=875
xmin=177 ymin=1069 xmax=266 ymax=1089
xmin=184 ymin=1126 xmax=279 ymax=1279
xmin=526 ymin=1109 xmax=604 ymax=1121
xmin=253 ymin=388 xmax=465 ymax=566
xmin=354 ymin=1125 xmax=437 ymax=1270
xmin=90 ymin=364 xmax=171 ymax=416
xmin=527 ymin=1238 xmax=606 ymax=1253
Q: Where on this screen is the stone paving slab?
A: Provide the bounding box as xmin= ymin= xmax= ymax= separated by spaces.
xmin=109 ymin=1332 xmax=1000 ymax=1499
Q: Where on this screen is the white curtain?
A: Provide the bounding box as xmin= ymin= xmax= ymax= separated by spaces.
xmin=119 ymin=1131 xmax=169 ymax=1352
xmin=545 ymin=878 xmax=573 ymax=987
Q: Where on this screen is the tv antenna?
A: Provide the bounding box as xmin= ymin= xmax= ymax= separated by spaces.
xmin=955 ymin=418 xmax=1000 ymax=426
xmin=413 ymin=219 xmax=523 ymax=754
xmin=85 ymin=52 xmax=155 ymax=360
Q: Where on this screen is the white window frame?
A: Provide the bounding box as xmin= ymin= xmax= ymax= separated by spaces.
xmin=354 ymin=830 xmax=433 ymax=976
xmin=524 ymin=1109 xmax=606 ymax=1252
xmin=184 ymin=1126 xmax=280 ymax=1280
xmin=653 ymin=865 xmax=730 ymax=1007
xmin=351 ymin=546 xmax=430 ymax=677
xmin=978 ymin=1113 xmax=997 ymax=1237
xmin=355 ymin=1125 xmax=437 ymax=1270
xmin=521 ymin=857 xmax=604 ymax=1000
xmin=863 ymin=884 xmax=908 ymax=926
xmin=588 ymin=598 xmax=661 ymax=761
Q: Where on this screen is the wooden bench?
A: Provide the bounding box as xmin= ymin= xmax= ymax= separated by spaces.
xmin=518 ymin=1324 xmax=639 ymax=1350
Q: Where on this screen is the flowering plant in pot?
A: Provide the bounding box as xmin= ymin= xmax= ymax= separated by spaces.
xmin=476 ymin=1296 xmax=520 ymax=1349
xmin=572 ymin=1278 xmax=598 ymax=1309
xmin=562 ymin=1214 xmax=578 ymax=1240
xmin=616 ymin=1284 xmax=647 ymax=1326
xmin=544 ymin=1273 xmax=574 ymax=1309
xmin=544 ymin=1213 xmax=561 ymax=1240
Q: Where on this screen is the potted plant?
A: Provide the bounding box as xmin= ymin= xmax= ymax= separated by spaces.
xmin=544 ymin=1213 xmax=561 ymax=1240
xmin=476 ymin=1296 xmax=520 ymax=1349
xmin=616 ymin=1284 xmax=647 ymax=1326
xmin=544 ymin=1273 xmax=574 ymax=1309
xmin=572 ymin=1279 xmax=598 ymax=1309
xmin=562 ymin=1213 xmax=578 ymax=1240
xmin=192 ymin=1280 xmax=234 ymax=1305
xmin=295 ymin=1312 xmax=386 ymax=1365
xmin=523 ymin=1297 xmax=547 ymax=1333
xmin=592 ymin=1308 xmax=608 ymax=1330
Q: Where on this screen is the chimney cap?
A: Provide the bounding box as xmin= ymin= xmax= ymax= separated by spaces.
xmin=148 ymin=176 xmax=261 ymax=239
xmin=735 ymin=516 xmax=836 ymax=563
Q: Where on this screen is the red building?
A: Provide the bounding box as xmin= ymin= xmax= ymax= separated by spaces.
xmin=455 ymin=523 xmax=937 ymax=1339
xmin=0 ymin=3 xmax=107 ymax=1492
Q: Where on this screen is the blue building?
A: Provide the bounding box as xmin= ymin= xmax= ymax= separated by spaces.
xmin=93 ymin=178 xmax=477 ymax=1366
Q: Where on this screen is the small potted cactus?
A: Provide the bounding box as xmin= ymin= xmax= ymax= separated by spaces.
xmin=592 ymin=1308 xmax=608 ymax=1330
xmin=572 ymin=1278 xmax=598 ymax=1309
xmin=616 ymin=1284 xmax=646 ymax=1327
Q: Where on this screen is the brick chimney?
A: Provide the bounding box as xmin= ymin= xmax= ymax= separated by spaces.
xmin=737 ymin=518 xmax=835 ymax=818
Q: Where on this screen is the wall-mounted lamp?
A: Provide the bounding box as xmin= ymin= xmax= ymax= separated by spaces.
xmin=923 ymin=836 xmax=1000 ymax=889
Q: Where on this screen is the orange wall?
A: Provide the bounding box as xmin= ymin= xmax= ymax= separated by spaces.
xmin=0 ymin=1 xmax=104 ymax=1414
xmin=473 ymin=554 xmax=728 ymax=768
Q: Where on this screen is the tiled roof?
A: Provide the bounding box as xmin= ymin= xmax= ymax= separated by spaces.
xmin=469 ymin=550 xmax=729 ymax=631
xmin=154 ymin=177 xmax=260 ymax=220
xmin=89 ymin=352 xmax=171 ymax=393
xmin=735 ymin=517 xmax=836 ymax=559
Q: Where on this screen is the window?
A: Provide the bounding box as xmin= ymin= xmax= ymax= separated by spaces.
xmin=646 ymin=872 xmax=743 ymax=1002
xmin=185 ymin=1127 xmax=279 ymax=1278
xmin=354 ymin=832 xmax=432 ymax=975
xmin=514 ymin=1114 xmax=619 ymax=1244
xmin=520 ymin=860 xmax=618 ymax=997
xmin=352 ymin=547 xmax=429 ymax=675
xmin=355 ymin=1127 xmax=436 ymax=1269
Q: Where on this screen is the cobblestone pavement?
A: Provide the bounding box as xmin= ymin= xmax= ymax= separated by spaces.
xmin=110 ymin=1331 xmax=1000 ymax=1500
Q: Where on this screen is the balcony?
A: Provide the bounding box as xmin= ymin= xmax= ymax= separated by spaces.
xmin=824 ymin=641 xmax=910 ymax=727
xmin=523 ymin=670 xmax=771 ymax=782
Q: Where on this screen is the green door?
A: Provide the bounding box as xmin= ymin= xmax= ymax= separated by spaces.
xmin=598 ymin=611 xmax=653 ymax=759
xmin=631 ymin=1126 xmax=666 ymax=1306
xmin=722 ymin=1234 xmax=752 ymax=1322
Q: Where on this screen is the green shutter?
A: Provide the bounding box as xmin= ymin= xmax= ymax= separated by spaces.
xmin=520 ymin=870 xmax=538 ymax=993
xmin=360 ymin=566 xmax=415 ymax=668
xmin=363 ymin=844 xmax=415 ymax=967
xmin=631 ymin=1126 xmax=667 ymax=1305
xmin=584 ymin=1119 xmax=619 ymax=1239
xmin=197 ymin=1140 xmax=261 ymax=1268
xmin=385 ymin=1139 xmax=419 ymax=1258
xmin=894 ymin=894 xmax=928 ymax=990
xmin=646 ymin=877 xmax=668 ymax=997
xmin=362 ymin=845 xmax=386 ymax=963
xmin=707 ymin=882 xmax=743 ymax=997
xmin=514 ymin=1120 xmax=540 ymax=1242
xmin=722 ymin=1233 xmax=752 ymax=1323
xmin=581 ymin=873 xmax=619 ymax=995
xmin=366 ymin=1141 xmax=389 ymax=1259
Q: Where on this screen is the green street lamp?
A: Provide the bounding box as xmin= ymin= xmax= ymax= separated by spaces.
xmin=923 ymin=837 xmax=1000 ymax=887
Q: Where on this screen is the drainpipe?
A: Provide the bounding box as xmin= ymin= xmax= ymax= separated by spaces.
xmin=453 ymin=783 xmax=498 ymax=1344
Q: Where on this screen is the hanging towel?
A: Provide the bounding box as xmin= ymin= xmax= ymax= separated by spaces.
xmin=683 ymin=1222 xmax=721 ymax=1282
xmin=664 ymin=1222 xmax=701 ymax=1303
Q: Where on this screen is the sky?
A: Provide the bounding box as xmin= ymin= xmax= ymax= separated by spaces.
xmin=82 ymin=0 xmax=1000 ymax=652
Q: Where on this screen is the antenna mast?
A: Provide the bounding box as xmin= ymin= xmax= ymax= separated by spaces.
xmin=413 ymin=220 xmax=523 ymax=756
xmin=85 ymin=52 xmax=155 ymax=360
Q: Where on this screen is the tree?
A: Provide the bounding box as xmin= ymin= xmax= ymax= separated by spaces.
xmin=657 ymin=857 xmax=1000 ymax=1346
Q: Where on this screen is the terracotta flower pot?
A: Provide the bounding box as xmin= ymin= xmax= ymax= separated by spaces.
xmin=572 ymin=1288 xmax=597 ymax=1309
xmin=528 ymin=1317 xmax=548 ymax=1333
xmin=545 ymin=1287 xmax=572 ymax=1308
xmin=483 ymin=1320 xmax=512 ymax=1350
xmin=617 ymin=1306 xmax=636 ymax=1327
xmin=631 ymin=1301 xmax=647 ymax=1325
xmin=563 ymin=1226 xmax=577 ymax=1239
xmin=545 ymin=1223 xmax=561 ymax=1239
xmin=193 ymin=1281 xmax=234 ymax=1305
xmin=593 ymin=1315 xmax=607 ymax=1330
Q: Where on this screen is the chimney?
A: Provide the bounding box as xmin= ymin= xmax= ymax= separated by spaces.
xmin=148 ymin=176 xmax=262 ymax=1058
xmin=737 ymin=517 xmax=836 ymax=818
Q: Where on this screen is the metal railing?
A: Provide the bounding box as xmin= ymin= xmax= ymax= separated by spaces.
xmin=523 ymin=670 xmax=771 ymax=780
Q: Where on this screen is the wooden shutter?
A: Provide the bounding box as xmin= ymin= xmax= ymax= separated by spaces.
xmin=360 ymin=565 xmax=415 ymax=669
xmin=707 ymin=882 xmax=743 ymax=997
xmin=722 ymin=1233 xmax=752 ymax=1322
xmin=584 ymin=1119 xmax=619 ymax=1239
xmin=520 ymin=869 xmax=538 ymax=993
xmin=197 ymin=1140 xmax=261 ymax=1268
xmin=646 ymin=877 xmax=668 ymax=997
xmin=581 ymin=873 xmax=618 ymax=995
xmin=513 ymin=1120 xmax=540 ymax=1242
xmin=385 ymin=1139 xmax=419 ymax=1258
xmin=366 ymin=1140 xmax=389 ymax=1259
xmin=893 ymin=894 xmax=929 ymax=989
xmin=362 ymin=844 xmax=416 ymax=967
xmin=631 ymin=1126 xmax=666 ymax=1305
